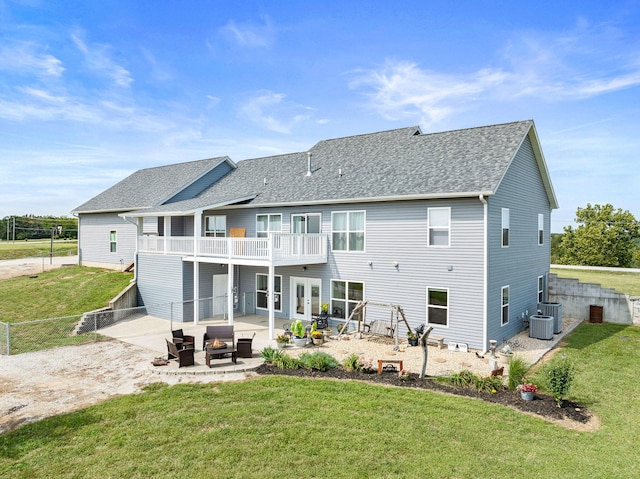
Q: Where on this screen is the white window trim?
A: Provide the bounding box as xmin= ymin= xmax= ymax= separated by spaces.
xmin=255 ymin=273 xmax=282 ymax=312
xmin=205 ymin=215 xmax=227 ymax=237
xmin=256 ymin=213 xmax=282 ymax=238
xmin=426 ymin=287 xmax=449 ymax=328
xmin=109 ymin=230 xmax=117 ymax=253
xmin=538 ymin=275 xmax=544 ymax=303
xmin=538 ymin=213 xmax=544 ymax=246
xmin=291 ymin=213 xmax=322 ymax=234
xmin=501 ymin=285 xmax=510 ymax=326
xmin=427 ymin=207 xmax=451 ymax=247
xmin=501 ymin=208 xmax=510 ymax=248
xmin=330 ymin=279 xmax=365 ymax=319
xmin=331 ymin=210 xmax=366 ymax=252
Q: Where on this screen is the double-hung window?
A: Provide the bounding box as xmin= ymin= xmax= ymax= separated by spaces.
xmin=331 ymin=280 xmax=364 ymax=319
xmin=428 ymin=207 xmax=450 ymax=247
xmin=501 ymin=286 xmax=510 ymax=325
xmin=427 ymin=288 xmax=449 ymax=326
xmin=331 ymin=211 xmax=365 ymax=251
xmin=538 ymin=214 xmax=544 ymax=246
xmin=109 ymin=230 xmax=117 ymax=253
xmin=501 ymin=208 xmax=510 ymax=247
xmin=205 ymin=215 xmax=226 ymax=237
xmin=256 ymin=214 xmax=282 ymax=238
xmin=256 ymin=273 xmax=282 ymax=311
xmin=538 ymin=276 xmax=544 ymax=303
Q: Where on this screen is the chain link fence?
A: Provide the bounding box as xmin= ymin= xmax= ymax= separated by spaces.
xmin=0 ymin=291 xmax=256 ymax=356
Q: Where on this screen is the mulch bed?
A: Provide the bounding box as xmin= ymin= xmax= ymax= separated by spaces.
xmin=256 ymin=363 xmax=592 ymax=425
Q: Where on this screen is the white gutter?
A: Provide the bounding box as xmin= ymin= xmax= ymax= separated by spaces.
xmin=479 ymin=194 xmax=488 ymax=353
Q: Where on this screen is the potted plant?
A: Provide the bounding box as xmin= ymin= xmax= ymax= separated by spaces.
xmin=311 ymin=330 xmax=324 ymax=345
xmin=518 ymin=380 xmax=537 ymax=400
xmin=321 ymin=303 xmax=330 ymax=316
xmin=276 ymin=334 xmax=290 ymax=349
xmin=407 ymin=330 xmax=419 ymax=347
xmin=336 ymin=323 xmax=346 ymax=335
xmin=290 ymin=319 xmax=308 ymax=347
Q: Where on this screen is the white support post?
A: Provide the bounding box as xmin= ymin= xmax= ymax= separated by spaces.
xmin=163 ymin=216 xmax=170 ymax=254
xmin=268 ymin=264 xmax=275 ymax=340
xmin=194 ymin=261 xmax=200 ymax=325
xmin=194 ymin=211 xmax=202 ymax=325
xmin=227 ymin=263 xmax=234 ymax=326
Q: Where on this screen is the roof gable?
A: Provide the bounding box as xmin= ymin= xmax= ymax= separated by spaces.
xmin=72 ymin=156 xmax=234 ymax=214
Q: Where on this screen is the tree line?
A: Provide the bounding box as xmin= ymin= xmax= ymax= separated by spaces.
xmin=551 ymin=203 xmax=640 ymax=268
xmin=1 ymin=215 xmax=78 ymax=241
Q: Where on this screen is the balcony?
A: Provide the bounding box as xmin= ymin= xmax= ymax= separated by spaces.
xmin=138 ymin=233 xmax=328 ymax=267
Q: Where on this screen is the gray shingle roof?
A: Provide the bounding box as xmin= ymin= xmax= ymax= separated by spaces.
xmin=136 ymin=120 xmax=548 ymax=215
xmin=79 ymin=120 xmax=556 ymax=217
xmin=71 ymin=157 xmax=231 ymax=213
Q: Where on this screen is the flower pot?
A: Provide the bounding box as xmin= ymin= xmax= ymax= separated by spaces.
xmin=276 ymin=341 xmax=288 ymax=349
xmin=292 ymin=337 xmax=308 ymax=348
xmin=313 ymin=338 xmax=323 ymax=346
xmin=521 ymin=391 xmax=535 ymax=401
xmin=408 ymin=338 xmax=418 ymax=347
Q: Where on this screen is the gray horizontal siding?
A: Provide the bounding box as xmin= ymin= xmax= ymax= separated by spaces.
xmin=78 ymin=213 xmax=137 ymax=266
xmin=204 ymin=199 xmax=486 ymax=347
xmin=487 ymin=136 xmax=552 ymax=345
xmin=137 ymin=254 xmax=186 ymax=322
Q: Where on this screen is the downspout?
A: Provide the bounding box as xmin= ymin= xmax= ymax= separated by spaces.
xmin=479 ymin=195 xmax=488 ymax=354
xmin=121 ymin=214 xmax=139 ymax=282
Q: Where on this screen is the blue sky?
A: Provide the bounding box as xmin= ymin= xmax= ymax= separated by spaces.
xmin=1 ymin=0 xmax=638 ymax=232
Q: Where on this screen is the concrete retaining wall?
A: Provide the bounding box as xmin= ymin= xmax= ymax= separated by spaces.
xmin=548 ymin=273 xmax=640 ymax=326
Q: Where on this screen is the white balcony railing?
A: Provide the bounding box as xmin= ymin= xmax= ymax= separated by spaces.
xmin=138 ymin=234 xmax=328 ymax=265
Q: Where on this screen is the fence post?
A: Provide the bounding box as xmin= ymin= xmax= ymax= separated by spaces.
xmin=5 ymin=322 xmax=10 ymax=356
xmin=94 ymin=312 xmax=97 ymax=341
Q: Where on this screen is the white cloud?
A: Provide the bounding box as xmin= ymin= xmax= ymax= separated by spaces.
xmin=219 ymin=15 xmax=274 ymax=48
xmin=71 ymin=32 xmax=133 ymax=88
xmin=238 ymin=90 xmax=312 ymax=134
xmin=351 ymin=22 xmax=640 ymax=125
xmin=0 ymin=41 xmax=65 ymax=77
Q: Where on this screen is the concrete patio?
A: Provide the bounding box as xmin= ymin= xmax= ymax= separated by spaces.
xmin=97 ymin=313 xmax=583 ymax=378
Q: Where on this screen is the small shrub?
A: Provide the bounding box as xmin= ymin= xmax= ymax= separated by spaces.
xmin=441 ymin=370 xmax=503 ymax=393
xmin=261 ymin=346 xmax=279 ymax=362
xmin=298 ymin=351 xmax=339 ymax=371
xmin=342 ymin=352 xmax=360 ymax=371
xmin=507 ymin=355 xmax=530 ymax=390
xmin=273 ymin=354 xmax=301 ymax=370
xmin=473 ymin=375 xmax=503 ymax=393
xmin=357 ymin=357 xmax=375 ymax=373
xmin=542 ymin=356 xmax=575 ymax=406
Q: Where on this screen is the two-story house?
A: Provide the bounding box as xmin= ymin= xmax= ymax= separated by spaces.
xmin=72 ymin=120 xmax=557 ymax=350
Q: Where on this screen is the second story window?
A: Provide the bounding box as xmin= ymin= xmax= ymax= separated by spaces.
xmin=205 ymin=215 xmax=226 ymax=237
xmin=538 ymin=213 xmax=544 ymax=246
xmin=502 ymin=208 xmax=510 ymax=247
xmin=109 ymin=230 xmax=117 ymax=253
xmin=256 ymin=214 xmax=282 ymax=238
xmin=428 ymin=207 xmax=450 ymax=247
xmin=331 ymin=211 xmax=365 ymax=251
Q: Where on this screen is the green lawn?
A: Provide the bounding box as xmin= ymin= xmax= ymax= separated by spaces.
xmin=0 ymin=266 xmax=133 ymax=354
xmin=0 ymin=240 xmax=77 ymax=260
xmin=551 ymin=267 xmax=640 ymax=296
xmin=1 ymin=323 xmax=639 ymax=478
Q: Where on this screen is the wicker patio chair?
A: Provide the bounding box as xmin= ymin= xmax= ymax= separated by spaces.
xmin=172 ymin=329 xmax=195 ymax=349
xmin=166 ymin=339 xmax=195 ymax=367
